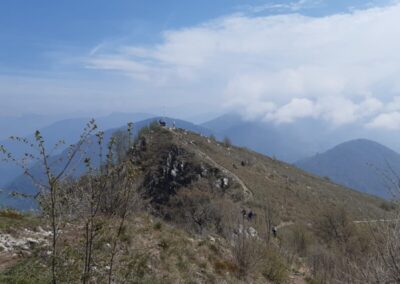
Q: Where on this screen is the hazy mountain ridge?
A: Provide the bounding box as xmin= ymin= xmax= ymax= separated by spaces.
xmin=4 ymin=112 xmax=400 ymax=206
xmin=203 ymin=113 xmax=400 ymax=163
xmin=296 ymin=139 xmax=400 ymax=199
xmin=0 ymin=112 xmax=154 ymax=188
xmin=203 ymin=114 xmax=341 ymax=162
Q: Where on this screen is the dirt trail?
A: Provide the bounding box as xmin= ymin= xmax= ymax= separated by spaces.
xmin=0 ymin=253 xmax=19 ymax=273
xmin=353 ymin=219 xmax=400 ymax=224
xmin=277 ymin=221 xmax=295 ymax=229
xmin=193 ymin=145 xmax=253 ymax=200
xmin=171 ymin=129 xmax=253 ymax=200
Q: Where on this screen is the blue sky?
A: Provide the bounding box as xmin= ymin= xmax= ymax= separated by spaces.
xmin=2 ymin=0 xmax=400 ymax=129
xmin=0 ymin=0 xmax=392 ymax=71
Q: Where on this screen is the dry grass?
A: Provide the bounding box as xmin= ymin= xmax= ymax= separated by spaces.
xmin=172 ymin=128 xmax=389 ymax=225
xmin=0 ymin=126 xmax=393 ymax=283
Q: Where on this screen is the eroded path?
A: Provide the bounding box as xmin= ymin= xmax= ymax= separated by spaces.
xmin=171 ymin=129 xmax=253 ymax=200
xmin=353 ymin=219 xmax=400 ymax=224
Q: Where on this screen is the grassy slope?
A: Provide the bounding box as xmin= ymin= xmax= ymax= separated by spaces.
xmin=167 ymin=128 xmax=387 ymax=225
xmin=0 ymin=127 xmax=392 ymax=283
xmin=0 ymin=213 xmax=251 ymax=284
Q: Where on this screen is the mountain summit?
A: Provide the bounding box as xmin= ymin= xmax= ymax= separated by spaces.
xmin=296 ymin=139 xmax=400 ymax=198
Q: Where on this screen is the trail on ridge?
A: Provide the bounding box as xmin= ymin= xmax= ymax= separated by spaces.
xmin=171 ymin=129 xmax=253 ymax=201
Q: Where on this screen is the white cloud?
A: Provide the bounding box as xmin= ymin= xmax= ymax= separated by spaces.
xmin=265 ymin=98 xmax=316 ymax=123
xmin=367 ymin=112 xmax=400 ymax=130
xmin=241 ymin=0 xmax=320 ymax=14
xmin=87 ymin=2 xmax=400 ymax=128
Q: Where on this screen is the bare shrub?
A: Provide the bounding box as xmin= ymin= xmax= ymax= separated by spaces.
xmin=230 ymin=210 xmax=265 ymax=280
xmin=223 ymin=137 xmax=232 ymax=148
xmin=1 ymin=120 xmax=99 ymax=283
xmin=262 ymin=247 xmax=289 ymax=284
xmin=262 ymin=200 xmax=279 ymax=244
xmin=0 ymin=120 xmax=141 ymax=284
xmin=308 ymin=244 xmax=336 ymax=283
xmin=281 ymin=224 xmax=313 ymax=257
xmin=316 ymin=207 xmax=355 ymax=247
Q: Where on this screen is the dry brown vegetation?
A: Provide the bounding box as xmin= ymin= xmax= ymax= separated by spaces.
xmin=0 ymin=122 xmax=398 ymax=283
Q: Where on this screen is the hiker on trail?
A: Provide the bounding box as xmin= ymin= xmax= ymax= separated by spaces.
xmin=272 ymin=226 xmax=277 ymax=238
xmin=159 ymin=119 xmax=166 ymax=127
xmin=247 ymin=210 xmax=254 ymax=221
xmin=241 ymin=209 xmax=247 ymax=217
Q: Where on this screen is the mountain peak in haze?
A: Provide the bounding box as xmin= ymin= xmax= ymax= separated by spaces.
xmin=296 ymin=139 xmax=400 ymax=199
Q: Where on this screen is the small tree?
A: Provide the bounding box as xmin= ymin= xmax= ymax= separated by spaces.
xmin=1 ymin=120 xmax=98 ymax=284
xmin=110 ymin=128 xmax=132 ymax=165
xmin=0 ymin=120 xmax=140 ymax=283
xmin=231 ymin=210 xmax=265 ymax=280
xmin=223 ymin=136 xmax=232 ymax=148
xmin=263 ymin=200 xmax=277 ymax=244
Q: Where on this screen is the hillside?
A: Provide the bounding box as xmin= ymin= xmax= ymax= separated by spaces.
xmin=0 ymin=125 xmax=394 ymax=283
xmin=141 ymin=128 xmax=386 ymax=224
xmin=296 ymin=139 xmax=400 ymax=199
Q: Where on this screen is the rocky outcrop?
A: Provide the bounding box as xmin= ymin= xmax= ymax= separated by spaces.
xmin=134 ymin=136 xmax=236 ymax=205
xmin=0 ymin=227 xmax=51 ymax=255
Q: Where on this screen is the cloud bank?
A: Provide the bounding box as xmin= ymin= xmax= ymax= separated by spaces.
xmin=88 ymin=2 xmax=400 ymax=129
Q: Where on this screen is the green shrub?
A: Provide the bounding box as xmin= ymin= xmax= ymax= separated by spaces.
xmin=158 ymin=239 xmax=169 ymax=250
xmin=323 ymin=176 xmax=331 ymax=181
xmin=379 ymin=201 xmax=397 ymax=211
xmin=281 ymin=224 xmax=313 ymax=257
xmin=0 ymin=209 xmax=24 ymax=220
xmin=214 ymin=260 xmax=238 ymax=274
xmin=153 ymin=221 xmax=163 ymax=230
xmin=262 ymin=249 xmax=289 ymax=284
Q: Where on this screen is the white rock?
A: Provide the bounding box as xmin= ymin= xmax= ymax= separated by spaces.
xmin=248 ymin=227 xmax=258 ymax=238
xmin=222 ymin=178 xmax=229 ymax=187
xmin=171 ymin=169 xmax=177 ymax=177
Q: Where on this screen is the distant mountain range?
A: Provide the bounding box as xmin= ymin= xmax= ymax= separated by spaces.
xmin=296 ymin=139 xmax=400 ymax=199
xmin=202 ymin=114 xmax=326 ymax=162
xmin=2 ymin=112 xmax=400 ymax=208
xmin=0 ymin=112 xmax=154 ymax=188
xmin=0 ymin=114 xmax=73 ymax=141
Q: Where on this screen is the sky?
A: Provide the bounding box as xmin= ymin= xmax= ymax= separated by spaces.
xmin=1 ymin=0 xmax=400 ymax=128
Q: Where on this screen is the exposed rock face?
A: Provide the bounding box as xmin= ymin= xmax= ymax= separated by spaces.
xmin=142 ymin=144 xmax=203 ymax=204
xmin=133 ymin=134 xmax=237 ymax=206
xmin=130 ymin=129 xmax=242 ymax=234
